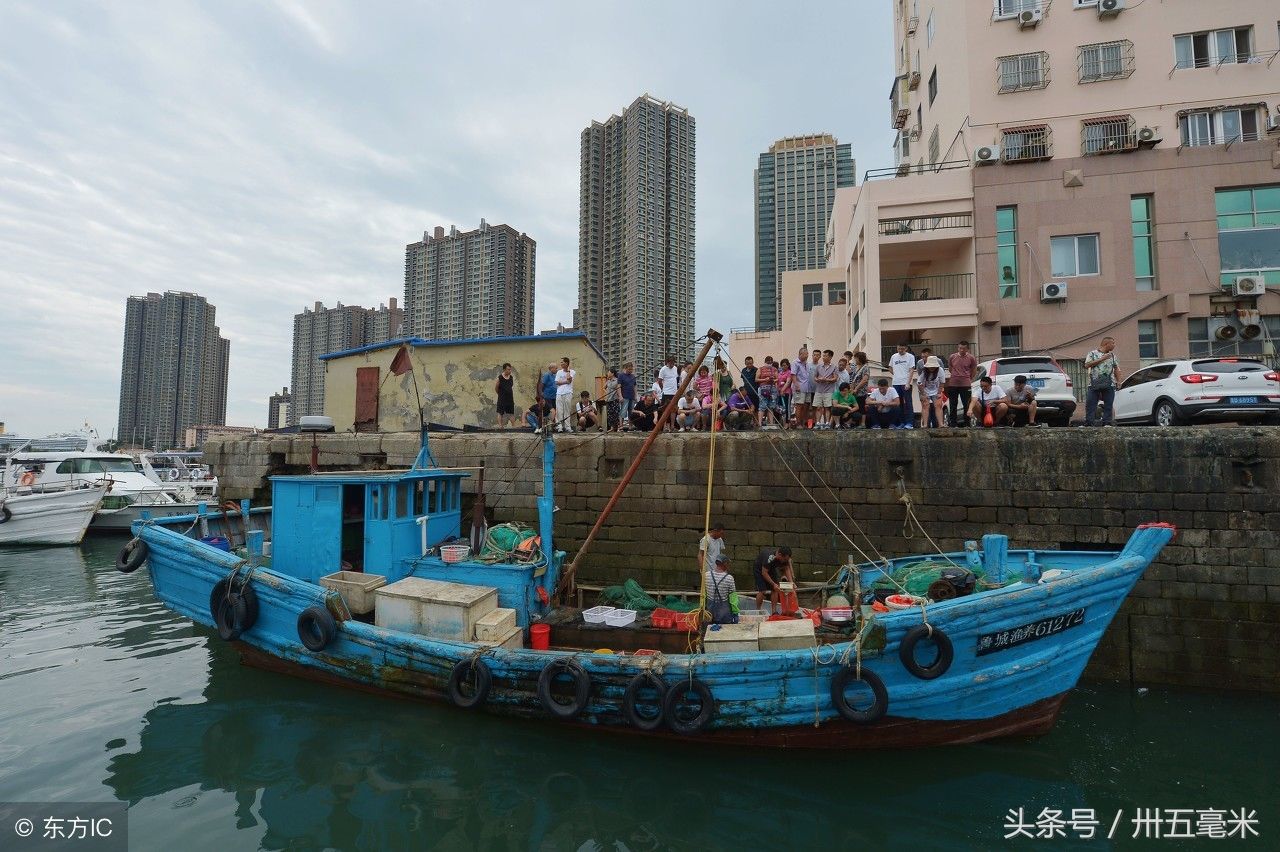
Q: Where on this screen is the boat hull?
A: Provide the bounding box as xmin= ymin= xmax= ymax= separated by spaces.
xmin=91 ymin=501 xmax=205 ymax=531
xmin=0 ymin=486 xmax=106 ymax=545
xmin=135 ymin=520 xmax=1174 ymax=748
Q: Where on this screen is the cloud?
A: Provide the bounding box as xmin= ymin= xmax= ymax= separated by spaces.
xmin=0 ymin=0 xmax=892 ymax=437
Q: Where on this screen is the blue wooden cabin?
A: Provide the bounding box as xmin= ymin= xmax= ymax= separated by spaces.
xmin=267 ymin=443 xmax=562 ymax=628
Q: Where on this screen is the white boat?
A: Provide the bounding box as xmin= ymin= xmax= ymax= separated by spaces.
xmin=3 ymin=436 xmax=209 ymax=532
xmin=0 ymin=482 xmax=108 ymax=545
xmin=137 ymin=451 xmax=219 ymax=502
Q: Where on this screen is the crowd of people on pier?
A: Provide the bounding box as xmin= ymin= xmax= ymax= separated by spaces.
xmin=511 ymin=339 xmax=1073 ymax=433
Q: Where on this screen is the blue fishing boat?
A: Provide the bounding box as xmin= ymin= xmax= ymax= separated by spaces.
xmin=122 ymin=334 xmax=1176 ymax=748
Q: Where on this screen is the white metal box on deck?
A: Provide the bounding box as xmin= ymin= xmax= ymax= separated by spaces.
xmin=474 ymin=607 xmax=518 ymax=642
xmin=319 ymin=571 xmax=387 ymax=616
xmin=758 ymin=618 xmax=816 ymax=651
xmin=374 ymin=577 xmax=497 ymax=640
xmin=703 ymin=622 xmax=760 ymax=653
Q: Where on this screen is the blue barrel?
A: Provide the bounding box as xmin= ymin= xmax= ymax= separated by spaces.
xmin=200 ymin=535 xmax=231 ymax=552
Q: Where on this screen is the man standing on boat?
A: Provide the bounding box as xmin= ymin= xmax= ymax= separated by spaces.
xmin=555 ymin=357 xmax=576 ymax=433
xmin=698 ymin=522 xmax=726 ymax=578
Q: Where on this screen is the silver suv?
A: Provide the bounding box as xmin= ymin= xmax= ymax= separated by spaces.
xmin=973 ymin=356 xmax=1077 ymax=426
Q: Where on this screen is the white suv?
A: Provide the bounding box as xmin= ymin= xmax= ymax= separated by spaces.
xmin=1113 ymin=358 xmax=1280 ymax=426
xmin=972 ymin=356 xmax=1077 ymax=426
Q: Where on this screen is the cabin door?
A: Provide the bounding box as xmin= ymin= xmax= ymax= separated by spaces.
xmin=355 ymin=367 xmax=379 ymax=433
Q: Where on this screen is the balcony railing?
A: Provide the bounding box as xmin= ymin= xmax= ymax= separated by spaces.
xmin=877 ymin=213 xmax=973 ymax=236
xmin=880 ymin=273 xmax=975 ymax=302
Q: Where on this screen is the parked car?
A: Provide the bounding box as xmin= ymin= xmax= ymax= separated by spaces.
xmin=972 ymin=356 xmax=1077 ymax=426
xmin=1113 ymin=358 xmax=1280 ymax=426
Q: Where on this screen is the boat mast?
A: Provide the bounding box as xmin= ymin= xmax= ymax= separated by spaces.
xmin=555 ymin=328 xmax=722 ymax=603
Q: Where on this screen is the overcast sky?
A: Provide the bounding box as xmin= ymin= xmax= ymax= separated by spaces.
xmin=0 ymin=0 xmax=892 ymax=437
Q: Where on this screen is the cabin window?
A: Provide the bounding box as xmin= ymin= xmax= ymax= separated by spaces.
xmin=395 ymin=483 xmax=411 ymax=518
xmin=316 ymin=485 xmax=338 ymax=503
xmin=370 ymin=486 xmax=389 ymax=520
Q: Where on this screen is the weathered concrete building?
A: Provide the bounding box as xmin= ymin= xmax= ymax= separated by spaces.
xmin=319 ymin=332 xmax=605 ymax=432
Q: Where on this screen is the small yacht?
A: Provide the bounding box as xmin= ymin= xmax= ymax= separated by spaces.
xmin=137 ymin=451 xmax=219 ymax=502
xmin=3 ymin=435 xmax=208 ymax=531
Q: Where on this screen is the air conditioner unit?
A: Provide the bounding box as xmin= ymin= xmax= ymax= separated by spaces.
xmin=1136 ymin=127 xmax=1162 ymax=147
xmin=1268 ymin=114 xmax=1280 ymax=134
xmin=1098 ymin=0 xmax=1124 ymax=17
xmin=1209 ymin=318 xmax=1238 ymax=341
xmin=1233 ymin=275 xmax=1265 ymax=297
xmin=1237 ymin=308 xmax=1264 ymax=340
xmin=975 ymin=144 xmax=1001 ymax=165
xmin=1040 ymin=281 xmax=1068 ymax=302
xmin=1018 ymin=8 xmax=1042 ymax=28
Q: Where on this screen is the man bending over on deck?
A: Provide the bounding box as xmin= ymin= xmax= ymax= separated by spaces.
xmin=752 ymin=545 xmax=793 ymax=612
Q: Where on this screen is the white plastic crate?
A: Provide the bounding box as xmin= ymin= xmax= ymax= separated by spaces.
xmin=582 ymin=605 xmax=616 ymax=625
xmin=603 ymin=608 xmax=637 ymax=627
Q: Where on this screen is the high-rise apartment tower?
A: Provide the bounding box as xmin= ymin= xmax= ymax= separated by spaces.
xmin=578 ymin=94 xmax=696 ymax=369
xmin=754 ymin=134 xmax=854 ymax=331
xmin=289 ymin=299 xmax=402 ymax=425
xmin=403 ymin=221 xmax=535 ymax=341
xmin=117 ymin=291 xmax=229 ymax=450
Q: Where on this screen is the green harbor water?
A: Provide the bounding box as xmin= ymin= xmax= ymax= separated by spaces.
xmin=0 ymin=538 xmax=1275 ymax=851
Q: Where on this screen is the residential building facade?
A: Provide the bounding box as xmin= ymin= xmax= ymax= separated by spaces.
xmin=830 ymin=0 xmax=1280 ymax=386
xmin=403 ymin=221 xmax=535 ymax=341
xmin=267 ymin=387 xmax=291 ymax=430
xmin=289 ymin=300 xmax=402 ymax=425
xmin=117 ymin=291 xmax=229 ymax=450
xmin=578 ymin=94 xmax=696 ymax=370
xmin=754 ymin=134 xmax=855 ymax=331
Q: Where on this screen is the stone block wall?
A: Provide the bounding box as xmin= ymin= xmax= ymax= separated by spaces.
xmin=206 ymin=427 xmax=1280 ymax=693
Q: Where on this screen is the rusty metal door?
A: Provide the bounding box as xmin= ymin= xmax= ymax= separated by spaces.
xmin=355 ymin=366 xmax=379 ymax=432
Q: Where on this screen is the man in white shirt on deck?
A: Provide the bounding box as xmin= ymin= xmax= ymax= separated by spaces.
xmin=554 ymin=357 xmax=576 ymax=432
xmin=968 ymin=376 xmax=1009 ymax=427
xmin=658 ymin=354 xmax=680 ymax=432
xmin=888 ymin=344 xmax=917 ymax=429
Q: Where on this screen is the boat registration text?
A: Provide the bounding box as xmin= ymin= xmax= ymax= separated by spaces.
xmin=976 ymin=608 xmax=1085 ymax=656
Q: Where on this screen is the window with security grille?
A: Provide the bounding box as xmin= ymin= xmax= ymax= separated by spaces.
xmin=1001 ymin=126 xmax=1051 ymax=161
xmin=998 ymin=53 xmax=1048 ymax=92
xmin=1000 ymin=326 xmax=1023 ymax=357
xmin=1079 ymin=40 xmax=1133 ymax=82
xmin=1174 ymin=27 xmax=1252 ymax=69
xmin=1138 ymin=321 xmax=1161 ymax=361
xmin=1082 ymin=116 xmax=1134 ymax=154
xmin=1180 ymin=108 xmax=1260 ymax=147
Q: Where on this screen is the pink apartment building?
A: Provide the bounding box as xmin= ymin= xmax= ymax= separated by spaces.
xmin=808 ymin=0 xmax=1280 ymax=386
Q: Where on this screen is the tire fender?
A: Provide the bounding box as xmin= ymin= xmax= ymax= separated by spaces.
xmin=116 ymin=538 xmax=149 ymax=573
xmin=536 ymin=659 xmax=591 ymax=719
xmin=448 ymin=658 xmax=493 ymax=709
xmin=298 ymin=605 xmax=337 ymax=652
xmin=622 ymin=672 xmax=668 ymax=731
xmin=899 ymin=623 xmax=954 ymax=680
xmin=663 ymin=678 xmax=715 ymax=735
xmin=830 ymin=666 xmax=889 ymax=723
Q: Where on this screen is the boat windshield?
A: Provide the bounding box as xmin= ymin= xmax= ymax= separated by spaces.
xmin=55 ymin=457 xmax=138 ymax=474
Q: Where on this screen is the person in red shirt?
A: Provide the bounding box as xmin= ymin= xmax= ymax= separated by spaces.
xmin=946 ymin=341 xmax=978 ymax=426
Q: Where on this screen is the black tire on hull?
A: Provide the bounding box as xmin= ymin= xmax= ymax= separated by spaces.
xmin=899 ymin=624 xmax=954 ymax=680
xmin=622 ymin=672 xmax=668 ymax=731
xmin=298 ymin=606 xmax=337 ymax=652
xmin=830 ymin=666 xmax=889 ymax=723
xmin=116 ymin=538 xmax=149 ymax=572
xmin=537 ymin=660 xmax=591 ymax=719
xmin=663 ymin=678 xmax=715 ymax=735
xmin=448 ymin=658 xmax=493 ymax=708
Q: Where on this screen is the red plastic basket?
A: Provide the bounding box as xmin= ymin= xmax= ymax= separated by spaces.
xmin=673 ymin=610 xmax=701 ymax=632
xmin=650 ymin=608 xmax=678 ymax=629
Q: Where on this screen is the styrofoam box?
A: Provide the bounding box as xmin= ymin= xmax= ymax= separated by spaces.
xmin=759 ymin=618 xmax=816 ymax=651
xmin=737 ymin=612 xmax=768 ymax=625
xmin=476 ymin=624 xmax=523 ymax=650
xmin=319 ymin=571 xmax=387 ymax=616
xmin=582 ymin=606 xmax=616 ymax=624
xmin=375 ymin=577 xmax=497 ymax=641
xmin=703 ymin=622 xmax=760 ymax=653
xmin=474 ymin=607 xmax=517 ymax=642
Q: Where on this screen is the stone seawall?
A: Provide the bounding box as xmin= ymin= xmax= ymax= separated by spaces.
xmin=206 ymin=428 xmax=1280 ymax=693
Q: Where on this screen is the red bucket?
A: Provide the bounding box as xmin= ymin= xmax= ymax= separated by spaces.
xmin=530 ymin=623 xmax=551 ymax=650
